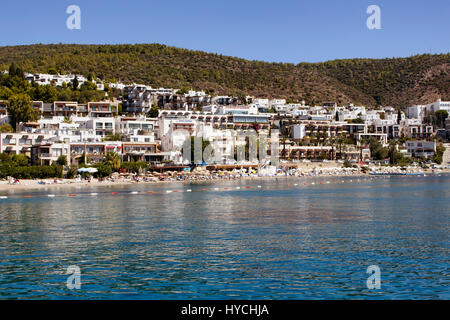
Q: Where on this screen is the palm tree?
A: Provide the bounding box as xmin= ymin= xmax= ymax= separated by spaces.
xmin=328 ymin=137 xmax=337 ymax=160
xmin=336 ymin=135 xmax=345 ymax=159
xmin=388 ymin=140 xmax=398 ymax=165
xmin=280 ymin=136 xmax=288 ymax=159
xmin=103 ymin=151 xmax=121 ymax=171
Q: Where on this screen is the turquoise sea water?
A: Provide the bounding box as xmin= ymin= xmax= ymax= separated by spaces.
xmin=0 ymin=175 xmax=449 ymax=299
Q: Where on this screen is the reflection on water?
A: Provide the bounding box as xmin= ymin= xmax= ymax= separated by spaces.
xmin=0 ymin=175 xmax=449 ymax=299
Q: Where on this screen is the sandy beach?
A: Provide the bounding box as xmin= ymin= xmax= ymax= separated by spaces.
xmin=1 ymin=167 xmax=448 ymax=193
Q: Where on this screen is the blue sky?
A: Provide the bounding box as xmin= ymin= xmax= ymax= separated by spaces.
xmin=0 ymin=0 xmax=448 ymax=63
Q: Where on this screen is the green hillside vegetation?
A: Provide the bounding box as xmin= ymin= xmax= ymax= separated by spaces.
xmin=0 ymin=44 xmax=448 ymax=107
xmin=315 ymin=55 xmax=450 ymax=108
xmin=0 ymin=63 xmax=107 ymax=103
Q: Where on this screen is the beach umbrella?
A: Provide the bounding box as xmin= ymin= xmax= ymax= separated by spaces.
xmin=78 ymin=167 xmax=98 ymax=173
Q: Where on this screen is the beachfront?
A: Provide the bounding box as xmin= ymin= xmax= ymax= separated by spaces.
xmin=1 ymin=163 xmax=448 ymax=192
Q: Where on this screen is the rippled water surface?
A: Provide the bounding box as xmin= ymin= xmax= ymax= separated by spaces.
xmin=0 ymin=175 xmax=449 ymax=299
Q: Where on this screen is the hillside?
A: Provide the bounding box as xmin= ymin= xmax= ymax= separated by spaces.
xmin=0 ymin=44 xmax=448 ymax=108
xmin=315 ymin=55 xmax=450 ymax=108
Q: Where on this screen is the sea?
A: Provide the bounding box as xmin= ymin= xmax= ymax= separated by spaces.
xmin=0 ymin=175 xmax=448 ymax=299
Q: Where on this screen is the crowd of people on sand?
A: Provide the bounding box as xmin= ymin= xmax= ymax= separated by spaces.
xmin=7 ymin=176 xmax=20 ymax=185
xmin=1 ymin=164 xmax=447 ymax=189
xmin=98 ymin=167 xmax=369 ymax=183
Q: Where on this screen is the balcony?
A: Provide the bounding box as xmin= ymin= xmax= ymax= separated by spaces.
xmin=19 ymin=139 xmax=33 ymax=145
xmin=4 ymin=139 xmax=17 ymax=145
xmin=91 ymin=107 xmax=111 ymax=112
xmin=55 ymin=107 xmax=77 ymax=111
xmin=39 ymin=153 xmax=52 ymax=158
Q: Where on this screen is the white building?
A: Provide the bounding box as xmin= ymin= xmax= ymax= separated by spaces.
xmin=292 ymin=124 xmax=306 ymax=140
xmin=406 ymin=141 xmax=436 ymax=158
xmin=26 ymin=73 xmax=91 ymax=88
xmin=0 ymin=132 xmax=51 ymax=155
xmin=269 ymin=99 xmax=286 ymax=107
xmin=425 ymin=98 xmax=450 ymax=114
xmin=216 ymin=105 xmax=258 ymax=115
xmin=198 ymin=124 xmax=235 ymax=164
xmin=253 ymin=98 xmax=269 ymax=109
xmin=407 ymin=105 xmax=427 ymax=120
xmin=86 ymin=118 xmax=116 ymax=139
xmin=337 ymin=106 xmax=366 ymax=121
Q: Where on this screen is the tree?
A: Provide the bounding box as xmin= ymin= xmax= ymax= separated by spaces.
xmin=72 ymin=75 xmax=79 ymax=90
xmin=348 ymin=118 xmax=364 ymax=124
xmin=103 ymin=151 xmax=121 ymax=171
xmin=65 ymin=166 xmax=78 ymax=179
xmin=94 ymin=163 xmax=112 ymax=178
xmin=343 ymin=159 xmax=352 ymax=168
xmin=0 ymin=123 xmax=14 ymax=133
xmin=238 ymin=94 xmax=248 ymax=105
xmin=388 ymin=140 xmax=397 ymax=165
xmin=8 ymin=63 xmax=24 ymax=79
xmin=120 ymin=161 xmax=149 ymax=173
xmin=435 ymin=110 xmax=449 ymax=128
xmin=335 ymin=134 xmax=347 ymax=159
xmin=369 ymin=137 xmax=388 ymax=160
xmin=176 ymin=87 xmax=189 ymax=95
xmin=7 ymin=93 xmax=39 ymax=131
xmin=80 ymin=81 xmax=97 ymax=91
xmin=424 ymin=110 xmax=435 ymax=125
xmin=387 ymin=140 xmax=408 ymax=165
xmin=433 ymin=145 xmax=446 ymax=164
xmin=103 ymin=133 xmax=122 ymax=141
xmin=48 ymin=67 xmax=58 ymax=75
xmin=4 ymin=153 xmax=29 ymax=166
xmin=56 ymin=155 xmax=67 ymax=166
xmin=147 ymin=102 xmax=159 ymax=118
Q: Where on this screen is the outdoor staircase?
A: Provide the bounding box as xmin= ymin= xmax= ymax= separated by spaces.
xmin=442 ymin=143 xmax=450 ymax=165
